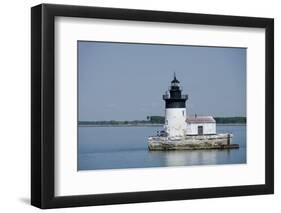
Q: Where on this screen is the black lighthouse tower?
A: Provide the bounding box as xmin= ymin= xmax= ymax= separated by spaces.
xmin=163 ymin=73 xmax=188 ymax=108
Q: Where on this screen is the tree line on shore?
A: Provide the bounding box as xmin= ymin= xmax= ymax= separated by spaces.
xmin=79 ymin=116 xmax=246 ymax=125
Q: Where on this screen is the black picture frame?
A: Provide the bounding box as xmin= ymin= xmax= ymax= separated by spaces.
xmin=31 ymin=3 xmax=274 ymax=209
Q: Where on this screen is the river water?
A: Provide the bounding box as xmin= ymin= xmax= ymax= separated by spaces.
xmin=78 ymin=125 xmax=246 ymax=170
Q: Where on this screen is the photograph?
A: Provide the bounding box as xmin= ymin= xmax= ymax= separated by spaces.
xmin=30 ymin=3 xmax=274 ymax=209
xmin=78 ymin=41 xmax=247 ymax=170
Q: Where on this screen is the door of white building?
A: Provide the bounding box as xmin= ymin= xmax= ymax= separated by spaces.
xmin=198 ymin=126 xmax=203 ymax=135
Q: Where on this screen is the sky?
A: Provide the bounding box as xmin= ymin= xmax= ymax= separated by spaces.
xmin=78 ymin=41 xmax=246 ymax=121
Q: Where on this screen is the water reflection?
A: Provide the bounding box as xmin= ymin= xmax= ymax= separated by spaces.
xmin=161 ymin=149 xmax=233 ymax=167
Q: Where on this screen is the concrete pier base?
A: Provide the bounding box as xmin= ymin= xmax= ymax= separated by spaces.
xmin=148 ymin=133 xmax=239 ymax=151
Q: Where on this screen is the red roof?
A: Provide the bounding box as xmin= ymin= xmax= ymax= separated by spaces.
xmin=186 ymin=116 xmax=216 ymax=123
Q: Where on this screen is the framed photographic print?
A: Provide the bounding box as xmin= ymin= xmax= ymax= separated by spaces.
xmin=31 ymin=3 xmax=274 ymax=209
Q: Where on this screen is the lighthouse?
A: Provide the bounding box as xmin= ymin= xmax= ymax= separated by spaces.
xmin=163 ymin=74 xmax=188 ymax=137
xmin=148 ymin=74 xmax=237 ymax=150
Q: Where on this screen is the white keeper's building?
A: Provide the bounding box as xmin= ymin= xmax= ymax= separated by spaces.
xmin=186 ymin=115 xmax=216 ymax=135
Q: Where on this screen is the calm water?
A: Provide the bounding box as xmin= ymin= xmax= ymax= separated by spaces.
xmin=78 ymin=125 xmax=246 ymax=170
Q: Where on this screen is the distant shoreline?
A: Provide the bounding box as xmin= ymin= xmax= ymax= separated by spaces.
xmin=79 ymin=116 xmax=246 ymax=127
xmin=79 ymin=123 xmax=246 ymax=127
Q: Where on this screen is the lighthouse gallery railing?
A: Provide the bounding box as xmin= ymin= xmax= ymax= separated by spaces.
xmin=162 ymin=94 xmax=188 ymax=100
